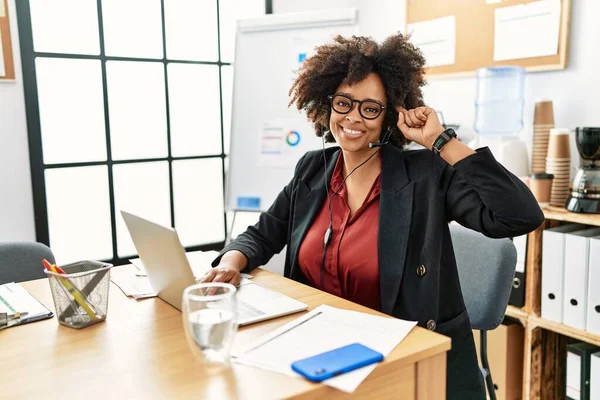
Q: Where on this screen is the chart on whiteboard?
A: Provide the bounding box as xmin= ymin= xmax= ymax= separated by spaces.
xmin=258 ymin=118 xmax=315 ymax=168
xmin=289 ymin=35 xmax=319 ymax=84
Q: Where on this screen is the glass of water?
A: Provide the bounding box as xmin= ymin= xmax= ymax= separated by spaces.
xmin=182 ymin=283 xmax=238 ymax=369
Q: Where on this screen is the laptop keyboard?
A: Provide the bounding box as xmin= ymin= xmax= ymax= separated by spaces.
xmin=237 ymin=300 xmax=266 ymax=320
xmin=203 ymin=297 xmax=265 ymax=320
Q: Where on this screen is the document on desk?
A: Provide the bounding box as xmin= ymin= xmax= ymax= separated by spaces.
xmin=0 ymin=282 xmax=53 ymax=329
xmin=233 ymin=304 xmax=417 ymax=393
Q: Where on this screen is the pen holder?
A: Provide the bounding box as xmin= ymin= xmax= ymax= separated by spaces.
xmin=45 ymin=261 xmax=113 ymax=329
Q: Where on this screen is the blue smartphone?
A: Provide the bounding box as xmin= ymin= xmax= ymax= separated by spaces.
xmin=291 ymin=343 xmax=384 ymax=382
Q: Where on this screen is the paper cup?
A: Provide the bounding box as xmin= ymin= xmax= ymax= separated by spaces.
xmin=534 ymin=101 xmax=555 ymax=126
xmin=547 ymin=130 xmax=571 ymax=159
xmin=530 ymin=173 xmax=553 ymax=205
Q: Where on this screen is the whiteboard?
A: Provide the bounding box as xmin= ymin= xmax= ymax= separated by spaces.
xmin=226 ymin=8 xmax=359 ymax=212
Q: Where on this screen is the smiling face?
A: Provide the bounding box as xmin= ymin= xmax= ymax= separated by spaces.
xmin=329 ymin=73 xmax=387 ymax=154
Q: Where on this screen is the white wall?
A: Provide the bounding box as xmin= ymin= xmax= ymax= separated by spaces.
xmin=0 ymin=0 xmax=36 ymax=241
xmin=275 ymin=0 xmax=595 ymax=168
xmin=273 ymin=0 xmax=405 ymax=42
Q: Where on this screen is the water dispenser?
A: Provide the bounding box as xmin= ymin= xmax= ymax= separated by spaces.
xmin=470 ymin=66 xmax=530 ymax=177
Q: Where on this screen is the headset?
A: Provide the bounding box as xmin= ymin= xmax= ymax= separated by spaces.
xmin=318 ymin=125 xmax=394 ymax=289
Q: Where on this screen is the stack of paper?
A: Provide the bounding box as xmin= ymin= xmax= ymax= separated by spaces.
xmin=233 ymin=304 xmax=417 ymax=393
xmin=0 ymin=282 xmax=53 ymax=329
xmin=111 ymin=250 xmax=252 ymax=299
xmin=110 ymin=267 xmax=157 ymax=299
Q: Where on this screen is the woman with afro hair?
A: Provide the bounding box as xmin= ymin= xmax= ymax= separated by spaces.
xmin=205 ymin=33 xmax=543 ymax=399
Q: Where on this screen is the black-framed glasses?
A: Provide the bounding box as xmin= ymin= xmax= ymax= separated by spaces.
xmin=328 ymin=93 xmax=387 ymax=120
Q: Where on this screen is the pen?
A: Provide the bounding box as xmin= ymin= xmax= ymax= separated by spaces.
xmin=0 ymin=312 xmax=29 ymax=327
xmin=43 ymin=259 xmax=99 ymax=321
xmin=43 ymin=259 xmax=80 ymax=318
xmin=59 ymin=266 xmax=109 ymax=320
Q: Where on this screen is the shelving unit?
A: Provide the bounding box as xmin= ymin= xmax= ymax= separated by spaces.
xmin=542 ymin=205 xmax=600 ymax=225
xmin=529 ymin=315 xmax=600 ymax=347
xmin=506 ymin=206 xmax=600 ymax=399
xmin=506 ymin=305 xmax=528 ymax=326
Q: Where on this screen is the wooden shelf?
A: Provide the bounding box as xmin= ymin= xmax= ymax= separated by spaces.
xmin=504 ymin=305 xmax=600 ymax=346
xmin=506 ymin=304 xmax=600 ymax=346
xmin=542 ymin=206 xmax=600 ymax=226
xmin=506 ymin=305 xmax=528 ymax=325
xmin=529 ymin=315 xmax=600 ymax=347
xmin=512 ymin=210 xmax=600 ymax=399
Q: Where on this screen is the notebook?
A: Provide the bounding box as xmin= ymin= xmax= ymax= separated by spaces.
xmin=0 ymin=282 xmax=53 ymax=330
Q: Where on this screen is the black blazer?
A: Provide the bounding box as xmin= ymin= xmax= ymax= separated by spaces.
xmin=214 ymin=144 xmax=543 ymax=399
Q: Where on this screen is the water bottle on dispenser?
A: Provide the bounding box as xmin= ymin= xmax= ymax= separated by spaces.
xmin=471 ymin=66 xmax=529 ymax=177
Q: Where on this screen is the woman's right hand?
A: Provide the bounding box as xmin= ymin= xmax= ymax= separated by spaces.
xmin=199 ymin=264 xmax=242 ymax=287
xmin=199 ymin=250 xmax=248 ymax=287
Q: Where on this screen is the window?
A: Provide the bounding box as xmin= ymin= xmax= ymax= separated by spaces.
xmin=16 ymin=0 xmax=268 ymax=265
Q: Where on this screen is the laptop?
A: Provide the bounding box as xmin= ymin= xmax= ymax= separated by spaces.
xmin=120 ymin=211 xmax=307 ymax=325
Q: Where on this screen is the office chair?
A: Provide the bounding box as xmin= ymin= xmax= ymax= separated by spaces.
xmin=0 ymin=242 xmax=55 ymax=284
xmin=450 ymin=224 xmax=518 ymax=400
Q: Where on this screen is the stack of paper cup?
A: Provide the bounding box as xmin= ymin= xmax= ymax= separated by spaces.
xmin=545 ymin=128 xmax=571 ymax=207
xmin=532 ymin=101 xmax=554 ymax=173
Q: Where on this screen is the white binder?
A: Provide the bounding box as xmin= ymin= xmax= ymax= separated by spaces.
xmin=510 ymin=234 xmax=528 ymax=306
xmin=513 ymin=235 xmax=527 ymax=274
xmin=586 ymin=236 xmax=600 ymax=335
xmin=591 ymin=351 xmax=600 ymax=400
xmin=563 ymin=227 xmax=600 ymax=331
xmin=541 ymin=224 xmax=587 ymax=323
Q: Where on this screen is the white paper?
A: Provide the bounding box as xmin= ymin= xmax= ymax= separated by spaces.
xmin=0 ymin=30 xmax=5 ymax=77
xmin=258 ymin=118 xmax=314 ymax=168
xmin=110 ymin=267 xmax=156 ymax=298
xmin=233 ymin=304 xmax=417 ymax=393
xmin=407 ymin=16 xmax=456 ymax=68
xmin=566 ymin=351 xmax=581 ymax=400
xmin=494 ymin=0 xmax=561 ymax=61
xmin=0 ymin=0 xmax=5 ymax=18
xmin=0 ymin=282 xmax=52 ymax=320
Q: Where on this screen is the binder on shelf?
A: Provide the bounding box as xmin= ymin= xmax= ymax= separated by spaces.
xmin=591 ymin=351 xmax=600 ymax=400
xmin=509 ymin=235 xmax=527 ymax=307
xmin=563 ymin=227 xmax=600 ymax=331
xmin=541 ymin=224 xmax=587 ymax=323
xmin=587 ymin=235 xmax=600 ymax=336
xmin=566 ymin=342 xmax=599 ymax=400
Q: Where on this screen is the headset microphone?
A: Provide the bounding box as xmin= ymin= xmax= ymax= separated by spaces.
xmin=368 ymin=126 xmax=394 ymax=148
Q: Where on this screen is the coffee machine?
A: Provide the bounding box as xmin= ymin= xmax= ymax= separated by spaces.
xmin=567 ymin=127 xmax=600 ymax=213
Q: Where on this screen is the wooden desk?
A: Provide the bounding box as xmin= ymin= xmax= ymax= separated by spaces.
xmin=1 ymin=267 xmax=450 ymax=399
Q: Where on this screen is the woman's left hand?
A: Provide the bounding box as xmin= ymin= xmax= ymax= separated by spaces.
xmin=396 ymin=106 xmax=445 ymax=150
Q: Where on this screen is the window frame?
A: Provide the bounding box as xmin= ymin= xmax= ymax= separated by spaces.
xmin=15 ymin=0 xmax=272 ymax=265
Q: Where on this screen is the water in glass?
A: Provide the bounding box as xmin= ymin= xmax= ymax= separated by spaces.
xmin=182 ymin=283 xmax=237 ymax=369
